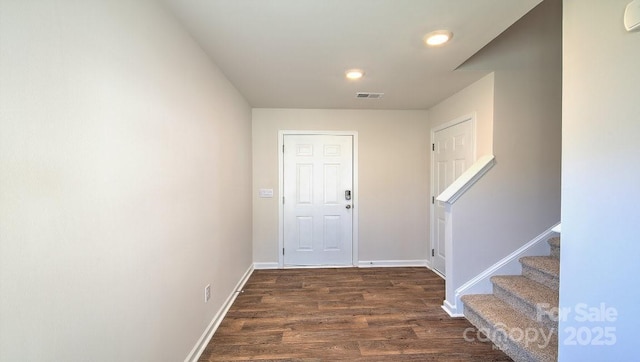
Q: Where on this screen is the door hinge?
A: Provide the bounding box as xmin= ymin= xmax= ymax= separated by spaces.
xmin=432 ymin=249 xmax=435 ymax=257
xmin=282 ymin=145 xmax=285 ymax=153
xmin=283 ymin=248 xmax=285 ymax=255
xmin=282 ymin=196 xmax=285 ymax=204
xmin=432 ymin=143 xmax=435 ymax=151
xmin=432 ymin=196 xmax=435 ymax=204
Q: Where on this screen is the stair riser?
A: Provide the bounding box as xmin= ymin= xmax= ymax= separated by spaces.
xmin=548 ymin=236 xmax=561 ymax=259
xmin=463 ymin=304 xmax=556 ymax=362
xmin=522 ymin=265 xmax=559 ymax=291
xmin=493 ymin=284 xmax=558 ymax=331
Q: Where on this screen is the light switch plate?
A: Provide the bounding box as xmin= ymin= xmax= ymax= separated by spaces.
xmin=259 ymin=188 xmax=274 ymax=198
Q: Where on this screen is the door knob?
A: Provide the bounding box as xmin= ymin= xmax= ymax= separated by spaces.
xmin=346 ymin=204 xmax=352 ymax=209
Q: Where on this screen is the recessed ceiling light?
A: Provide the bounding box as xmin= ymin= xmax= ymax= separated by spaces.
xmin=345 ymin=69 xmax=364 ymax=80
xmin=424 ymin=30 xmax=453 ymax=47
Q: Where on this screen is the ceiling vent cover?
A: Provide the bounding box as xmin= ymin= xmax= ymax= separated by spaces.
xmin=356 ymin=92 xmax=384 ymax=99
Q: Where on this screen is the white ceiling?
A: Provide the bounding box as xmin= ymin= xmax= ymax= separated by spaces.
xmin=167 ymin=0 xmax=542 ymax=110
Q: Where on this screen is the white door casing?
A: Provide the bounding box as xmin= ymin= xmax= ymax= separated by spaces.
xmin=430 ymin=115 xmax=475 ymax=276
xmin=280 ymin=133 xmax=357 ymax=267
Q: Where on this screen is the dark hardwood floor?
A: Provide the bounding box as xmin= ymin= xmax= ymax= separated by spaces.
xmin=198 ymin=267 xmax=512 ymax=361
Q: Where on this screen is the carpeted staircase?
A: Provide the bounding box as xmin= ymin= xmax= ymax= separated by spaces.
xmin=462 ymin=237 xmax=560 ymax=362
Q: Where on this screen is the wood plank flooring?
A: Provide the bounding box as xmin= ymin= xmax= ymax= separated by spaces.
xmin=198 ymin=267 xmax=512 ymax=361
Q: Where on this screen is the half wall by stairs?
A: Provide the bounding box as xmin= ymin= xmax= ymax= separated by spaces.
xmin=462 ymin=237 xmax=560 ymax=362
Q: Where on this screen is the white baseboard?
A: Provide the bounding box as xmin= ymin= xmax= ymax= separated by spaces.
xmin=442 ymin=299 xmax=464 ymax=318
xmin=284 ymin=265 xmax=354 ymax=269
xmin=255 ymin=261 xmax=429 ymax=269
xmin=430 ymin=267 xmax=445 ymax=280
xmin=184 ymin=264 xmax=254 ymax=362
xmin=424 ymin=258 xmax=433 ymax=270
xmin=357 ymin=260 xmax=428 ymax=268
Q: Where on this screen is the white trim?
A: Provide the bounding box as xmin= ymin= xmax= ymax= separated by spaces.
xmin=253 ymin=262 xmax=280 ymax=270
xmin=436 ymin=155 xmax=496 ymax=204
xmin=278 ymin=130 xmax=359 ymax=268
xmin=552 ymin=223 xmax=561 ymax=233
xmin=284 ymin=265 xmax=355 ymax=269
xmin=444 ymin=203 xmax=454 ymax=302
xmin=442 ymin=300 xmax=464 ymax=318
xmin=424 ymin=257 xmax=433 ymax=270
xmin=430 ymin=114 xmax=476 ymax=274
xmin=278 ymin=132 xmax=284 ymax=267
xmin=185 ymin=264 xmax=254 ymax=362
xmin=442 ymin=222 xmax=561 ymax=316
xmin=430 ymin=266 xmax=445 ymax=280
xmin=357 ymin=260 xmax=428 ymax=268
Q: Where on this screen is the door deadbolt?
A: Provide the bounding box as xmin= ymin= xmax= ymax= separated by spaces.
xmin=346 ymin=204 xmax=352 ymax=209
xmin=345 ymin=190 xmax=352 ymax=200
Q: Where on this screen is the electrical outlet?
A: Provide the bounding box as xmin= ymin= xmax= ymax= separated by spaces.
xmin=204 ymin=284 xmax=211 ymax=303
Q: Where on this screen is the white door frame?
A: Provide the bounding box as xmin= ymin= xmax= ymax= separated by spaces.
xmin=278 ymin=130 xmax=359 ymax=268
xmin=429 ymin=114 xmax=476 ymax=276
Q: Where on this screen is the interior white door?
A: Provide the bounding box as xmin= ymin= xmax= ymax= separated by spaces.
xmin=432 ymin=120 xmax=474 ymax=276
xmin=283 ymin=135 xmax=353 ymax=266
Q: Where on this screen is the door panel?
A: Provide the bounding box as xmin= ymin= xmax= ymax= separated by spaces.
xmin=296 ymin=217 xmax=313 ymax=250
xmin=297 ymin=164 xmax=313 ymax=203
xmin=284 ymin=135 xmax=353 ymax=266
xmin=323 ymin=216 xmax=341 ymax=250
xmin=432 ymin=120 xmax=474 ymax=276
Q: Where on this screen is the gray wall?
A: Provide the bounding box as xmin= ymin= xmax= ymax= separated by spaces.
xmin=446 ymin=0 xmax=562 ymax=304
xmin=560 ymin=0 xmax=640 ymax=359
xmin=0 ymin=1 xmax=252 ymax=361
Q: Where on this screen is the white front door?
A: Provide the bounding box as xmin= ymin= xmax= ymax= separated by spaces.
xmin=431 ymin=119 xmax=474 ymax=276
xmin=283 ymin=134 xmax=353 ymax=266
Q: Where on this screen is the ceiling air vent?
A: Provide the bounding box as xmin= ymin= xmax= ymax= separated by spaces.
xmin=356 ymin=92 xmax=384 ymax=99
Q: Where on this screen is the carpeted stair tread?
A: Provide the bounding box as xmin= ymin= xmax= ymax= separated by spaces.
xmin=547 ymin=237 xmax=560 ymax=249
xmin=492 ymin=275 xmax=558 ymax=306
xmin=461 ymin=237 xmax=561 ymax=361
xmin=548 ymin=237 xmax=560 ymax=259
xmin=462 ymin=294 xmax=558 ymax=362
xmin=520 ymin=256 xmax=560 ymax=291
xmin=491 ymin=275 xmax=558 ymax=329
xmin=520 ymin=256 xmax=559 ymax=277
